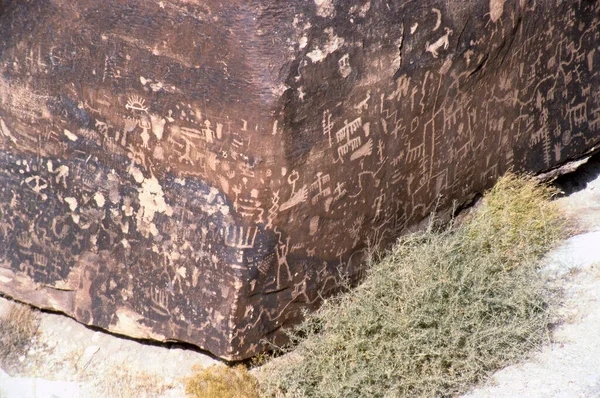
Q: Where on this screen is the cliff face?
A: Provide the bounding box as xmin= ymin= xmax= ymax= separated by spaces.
xmin=0 ymin=0 xmax=598 ymax=360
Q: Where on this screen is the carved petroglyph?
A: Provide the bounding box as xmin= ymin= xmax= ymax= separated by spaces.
xmin=310 ymin=172 xmax=332 ymax=205
xmin=425 ymin=28 xmax=453 ymax=58
xmin=354 ymin=91 xmax=371 ymax=112
xmin=567 ymin=100 xmax=588 ymax=129
xmin=322 ymin=110 xmax=334 ymax=148
xmin=274 ymin=229 xmax=292 ymax=288
xmin=125 ymin=95 xmax=148 ymax=113
xmin=306 ymin=28 xmax=345 ymax=63
xmin=224 ymin=225 xmax=258 ymax=249
xmin=432 ymin=8 xmax=442 ymax=31
xmin=314 ymin=0 xmax=334 ymax=18
xmin=280 ymin=185 xmax=308 ymax=211
xmin=0 ymin=118 xmax=20 ymax=148
xmin=0 ymin=0 xmax=598 ymax=361
xmin=490 ymin=0 xmax=507 ymax=23
xmin=350 ymin=138 xmax=373 ymax=161
xmin=335 ymin=118 xmax=363 ymax=162
xmin=132 ymin=171 xmax=173 ymax=238
xmin=150 ymin=114 xmax=166 ymax=140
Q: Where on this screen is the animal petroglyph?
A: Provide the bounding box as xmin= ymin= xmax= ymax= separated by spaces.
xmin=426 ymin=27 xmax=453 ymax=58
xmin=0 ymin=0 xmax=597 ymax=362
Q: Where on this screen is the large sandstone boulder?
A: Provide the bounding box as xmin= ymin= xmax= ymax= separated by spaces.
xmin=0 ymin=0 xmax=598 ymax=359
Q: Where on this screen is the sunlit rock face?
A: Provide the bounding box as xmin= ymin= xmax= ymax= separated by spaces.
xmin=0 ymin=0 xmax=598 ymax=359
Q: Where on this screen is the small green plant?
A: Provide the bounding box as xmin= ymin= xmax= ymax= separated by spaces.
xmin=249 ymin=351 xmax=271 ymax=368
xmin=0 ymin=301 xmax=40 ymax=370
xmin=185 ymin=364 xmax=260 ymax=398
xmin=258 ymin=173 xmax=566 ymax=398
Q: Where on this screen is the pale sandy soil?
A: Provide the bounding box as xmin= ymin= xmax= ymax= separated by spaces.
xmin=0 ymin=297 xmax=217 ymax=398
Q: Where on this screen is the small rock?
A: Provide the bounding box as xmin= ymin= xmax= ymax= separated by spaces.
xmin=78 ymin=345 xmax=100 ymax=369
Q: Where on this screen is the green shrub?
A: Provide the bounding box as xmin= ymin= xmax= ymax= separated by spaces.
xmin=258 ymin=173 xmax=566 ymax=397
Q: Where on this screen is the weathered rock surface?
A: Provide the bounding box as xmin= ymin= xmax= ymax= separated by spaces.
xmin=0 ymin=0 xmax=598 ymax=359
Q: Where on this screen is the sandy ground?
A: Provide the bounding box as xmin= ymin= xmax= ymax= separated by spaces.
xmin=2 ymin=157 xmax=600 ymax=398
xmin=0 ymin=297 xmax=217 ymax=397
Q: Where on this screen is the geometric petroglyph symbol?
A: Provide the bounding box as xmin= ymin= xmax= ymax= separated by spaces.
xmin=224 ymin=225 xmax=258 ymax=249
xmin=0 ymin=0 xmax=599 ymax=363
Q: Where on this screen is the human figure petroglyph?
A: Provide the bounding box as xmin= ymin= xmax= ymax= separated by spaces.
xmin=168 ymin=129 xmax=197 ymax=166
xmin=201 ymin=120 xmax=215 ymax=144
xmin=138 ymin=116 xmax=152 ymax=149
xmin=0 ymin=0 xmax=597 ymax=362
xmin=274 ymin=229 xmax=292 ymax=289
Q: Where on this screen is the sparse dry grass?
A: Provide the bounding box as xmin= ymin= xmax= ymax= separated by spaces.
xmin=184 ymin=364 xmax=260 ymax=398
xmin=0 ymin=301 xmax=40 ymax=371
xmin=98 ymin=364 xmax=175 ymax=398
xmin=257 ymin=173 xmax=567 ymax=398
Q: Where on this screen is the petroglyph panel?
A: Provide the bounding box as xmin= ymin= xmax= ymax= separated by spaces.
xmin=0 ymin=0 xmax=599 ymax=359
